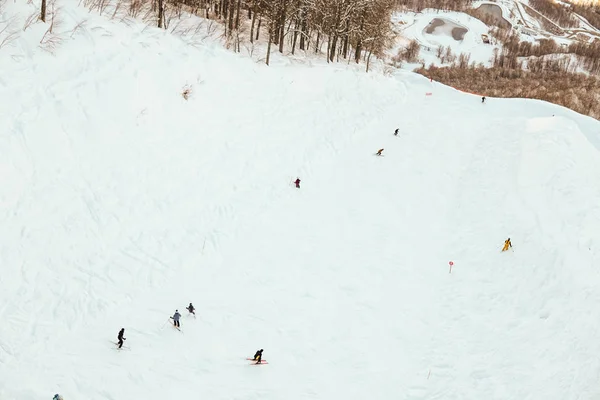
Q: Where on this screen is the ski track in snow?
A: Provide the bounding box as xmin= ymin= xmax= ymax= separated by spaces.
xmin=1 ymin=1 xmax=600 ymax=400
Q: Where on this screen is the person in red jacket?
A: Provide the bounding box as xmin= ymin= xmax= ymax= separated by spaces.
xmin=294 ymin=178 xmax=301 ymax=188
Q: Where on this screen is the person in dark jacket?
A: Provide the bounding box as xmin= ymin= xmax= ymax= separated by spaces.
xmin=253 ymin=349 xmax=264 ymax=363
xmin=294 ymin=178 xmax=301 ymax=188
xmin=186 ymin=303 xmax=195 ymax=316
xmin=394 ymin=128 xmax=399 ymax=136
xmin=482 ymin=96 xmax=486 ymax=103
xmin=117 ymin=328 xmax=126 ymax=349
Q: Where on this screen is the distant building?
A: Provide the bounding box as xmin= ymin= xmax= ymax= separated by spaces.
xmin=515 ymin=25 xmax=537 ymax=36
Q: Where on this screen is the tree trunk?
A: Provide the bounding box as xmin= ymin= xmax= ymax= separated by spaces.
xmin=291 ymin=18 xmax=299 ymax=55
xmin=278 ymin=0 xmax=287 ymax=53
xmin=299 ymin=10 xmax=307 ymax=50
xmin=329 ymin=35 xmax=338 ymax=62
xmin=342 ymin=21 xmax=349 ymax=59
xmin=228 ymin=0 xmax=235 ymax=33
xmin=235 ymin=0 xmax=241 ymax=29
xmin=366 ymin=48 xmax=373 ymax=72
xmin=328 ymin=10 xmax=340 ymax=62
xmin=41 ymin=0 xmax=46 ymax=22
xmin=266 ymin=26 xmax=273 ymax=66
xmin=250 ymin=11 xmax=257 ymax=43
xmin=219 ymin=0 xmax=225 ymax=19
xmin=354 ymin=11 xmax=366 ymax=63
xmin=256 ymin=17 xmax=261 ymax=40
xmin=315 ymin=32 xmax=320 ymax=54
xmin=158 ymin=0 xmax=164 ymax=28
xmin=273 ymin=20 xmax=280 ymax=45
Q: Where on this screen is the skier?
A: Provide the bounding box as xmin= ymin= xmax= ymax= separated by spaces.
xmin=117 ymin=328 xmax=126 ymax=349
xmin=186 ymin=303 xmax=195 ymax=316
xmin=294 ymin=178 xmax=301 ymax=189
xmin=502 ymin=238 xmax=512 ymax=252
xmin=171 ymin=310 xmax=182 ymax=328
xmin=53 ymin=395 xmax=64 ymax=400
xmin=253 ymin=349 xmax=264 ymax=363
xmin=376 ymin=148 xmax=384 ymax=156
xmin=482 ymin=96 xmax=486 ymax=103
xmin=394 ymin=128 xmax=399 ymax=136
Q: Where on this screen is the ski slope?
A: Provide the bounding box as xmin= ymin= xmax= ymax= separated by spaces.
xmin=2 ymin=2 xmax=600 ymax=400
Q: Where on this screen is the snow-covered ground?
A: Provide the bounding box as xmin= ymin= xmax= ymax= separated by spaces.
xmin=392 ymin=9 xmax=501 ymax=68
xmin=2 ymin=1 xmax=600 ymax=400
xmin=390 ymin=2 xmax=600 ymax=70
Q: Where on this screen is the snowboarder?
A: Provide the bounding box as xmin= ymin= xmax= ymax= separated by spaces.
xmin=171 ymin=310 xmax=182 ymax=328
xmin=482 ymin=96 xmax=486 ymax=103
xmin=253 ymin=349 xmax=264 ymax=363
xmin=117 ymin=328 xmax=126 ymax=349
xmin=376 ymin=148 xmax=384 ymax=156
xmin=294 ymin=178 xmax=301 ymax=188
xmin=502 ymin=238 xmax=512 ymax=252
xmin=186 ymin=303 xmax=195 ymax=316
xmin=394 ymin=128 xmax=399 ymax=136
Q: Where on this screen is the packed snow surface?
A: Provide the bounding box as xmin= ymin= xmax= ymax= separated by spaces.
xmin=2 ymin=2 xmax=600 ymax=400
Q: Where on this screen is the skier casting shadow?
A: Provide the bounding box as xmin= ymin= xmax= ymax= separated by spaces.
xmin=117 ymin=328 xmax=126 ymax=349
xmin=253 ymin=349 xmax=264 ymax=364
xmin=186 ymin=303 xmax=195 ymax=316
xmin=171 ymin=310 xmax=181 ymax=328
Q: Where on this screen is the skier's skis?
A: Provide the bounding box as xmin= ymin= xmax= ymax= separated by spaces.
xmin=250 ymin=361 xmax=268 ymax=365
xmin=110 ymin=341 xmax=130 ymax=350
xmin=246 ymin=358 xmax=267 ymax=362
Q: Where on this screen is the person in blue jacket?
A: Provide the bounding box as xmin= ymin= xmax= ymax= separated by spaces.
xmin=171 ymin=310 xmax=181 ymax=328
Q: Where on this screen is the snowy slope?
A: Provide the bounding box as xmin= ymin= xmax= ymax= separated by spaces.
xmin=392 ymin=10 xmax=501 ymax=68
xmin=2 ymin=2 xmax=600 ymax=400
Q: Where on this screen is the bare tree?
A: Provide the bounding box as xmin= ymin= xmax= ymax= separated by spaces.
xmin=158 ymin=0 xmax=164 ymax=27
xmin=41 ymin=0 xmax=47 ymax=22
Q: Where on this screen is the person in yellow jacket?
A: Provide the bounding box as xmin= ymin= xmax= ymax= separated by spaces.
xmin=502 ymin=238 xmax=512 ymax=252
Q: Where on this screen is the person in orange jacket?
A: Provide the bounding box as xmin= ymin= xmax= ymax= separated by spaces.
xmin=502 ymin=238 xmax=512 ymax=251
xmin=376 ymin=148 xmax=384 ymax=156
